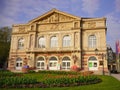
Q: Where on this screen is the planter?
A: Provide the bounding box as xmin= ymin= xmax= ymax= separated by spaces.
xmin=22 ymin=68 xmax=29 ymax=73
xmin=22 ymin=65 xmax=29 ymax=73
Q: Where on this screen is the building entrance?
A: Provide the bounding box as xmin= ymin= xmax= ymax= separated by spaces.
xmin=49 ymin=57 xmax=58 ymax=70
xmin=16 ymin=58 xmax=22 ymax=70
xmin=88 ymin=56 xmax=98 ymax=71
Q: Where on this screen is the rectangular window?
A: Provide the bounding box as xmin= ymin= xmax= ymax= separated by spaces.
xmin=88 ymin=35 xmax=96 ymax=48
xmin=99 ymin=61 xmax=103 ymax=65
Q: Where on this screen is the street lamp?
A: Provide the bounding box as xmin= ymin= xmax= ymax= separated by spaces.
xmin=95 ymin=48 xmax=106 ymax=75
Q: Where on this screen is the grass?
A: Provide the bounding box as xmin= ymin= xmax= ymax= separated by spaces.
xmin=1 ymin=74 xmax=120 ymax=90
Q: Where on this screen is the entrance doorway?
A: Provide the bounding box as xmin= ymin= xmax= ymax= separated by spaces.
xmin=88 ymin=56 xmax=98 ymax=71
xmin=16 ymin=58 xmax=22 ymax=70
xmin=36 ymin=57 xmax=45 ymax=70
xmin=49 ymin=57 xmax=58 ymax=70
xmin=62 ymin=56 xmax=70 ymax=70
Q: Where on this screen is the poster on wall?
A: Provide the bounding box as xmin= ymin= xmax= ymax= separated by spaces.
xmin=89 ymin=62 xmax=92 ymax=67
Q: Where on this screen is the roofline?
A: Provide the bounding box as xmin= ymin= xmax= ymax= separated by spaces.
xmin=28 ymin=8 xmax=81 ymax=24
xmin=82 ymin=17 xmax=106 ymax=21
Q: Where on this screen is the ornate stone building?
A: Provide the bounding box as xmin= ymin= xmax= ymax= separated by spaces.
xmin=8 ymin=9 xmax=108 ymax=73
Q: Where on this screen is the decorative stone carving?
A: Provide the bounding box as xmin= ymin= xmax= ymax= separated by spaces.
xmin=39 ymin=13 xmax=74 ymax=24
xmin=50 ymin=24 xmax=59 ymax=30
xmin=88 ymin=22 xmax=96 ymax=28
xmin=19 ymin=26 xmax=26 ymax=33
xmin=31 ymin=25 xmax=34 ymax=31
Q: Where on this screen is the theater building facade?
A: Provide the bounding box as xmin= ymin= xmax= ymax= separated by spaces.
xmin=8 ymin=9 xmax=108 ymax=73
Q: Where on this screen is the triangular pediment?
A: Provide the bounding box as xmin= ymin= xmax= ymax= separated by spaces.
xmin=28 ymin=9 xmax=81 ymax=24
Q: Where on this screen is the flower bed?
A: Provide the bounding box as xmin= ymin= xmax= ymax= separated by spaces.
xmin=42 ymin=75 xmax=101 ymax=88
xmin=0 ymin=76 xmax=37 ymax=88
xmin=0 ymin=70 xmax=37 ymax=88
xmin=0 ymin=70 xmax=101 ymax=88
xmin=0 ymin=70 xmax=15 ymax=77
xmin=37 ymin=70 xmax=79 ymax=75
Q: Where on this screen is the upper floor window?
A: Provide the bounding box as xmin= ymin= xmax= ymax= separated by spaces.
xmin=50 ymin=36 xmax=58 ymax=48
xmin=38 ymin=37 xmax=45 ymax=48
xmin=88 ymin=35 xmax=96 ymax=48
xmin=63 ymin=35 xmax=71 ymax=47
xmin=18 ymin=38 xmax=24 ymax=49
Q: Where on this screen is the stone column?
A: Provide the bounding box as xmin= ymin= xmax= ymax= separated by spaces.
xmin=46 ymin=35 xmax=50 ymax=49
xmin=59 ymin=34 xmax=62 ymax=49
xmin=71 ymin=33 xmax=75 ymax=50
xmin=45 ymin=56 xmax=49 ymax=70
xmin=58 ymin=56 xmax=62 ymax=70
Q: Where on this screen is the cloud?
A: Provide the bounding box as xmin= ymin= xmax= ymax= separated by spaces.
xmin=106 ymin=13 xmax=120 ymax=51
xmin=0 ymin=0 xmax=82 ymax=27
xmin=115 ymin=0 xmax=120 ymax=12
xmin=0 ymin=0 xmax=55 ymax=27
xmin=81 ymin=0 xmax=100 ymax=16
xmin=0 ymin=15 xmax=17 ymax=27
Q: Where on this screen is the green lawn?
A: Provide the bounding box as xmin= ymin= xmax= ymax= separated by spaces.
xmin=1 ymin=75 xmax=120 ymax=90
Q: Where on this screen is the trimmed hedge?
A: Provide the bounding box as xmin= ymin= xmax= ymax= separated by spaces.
xmin=0 ymin=70 xmax=15 ymax=77
xmin=0 ymin=70 xmax=37 ymax=88
xmin=0 ymin=70 xmax=101 ymax=88
xmin=0 ymin=76 xmax=37 ymax=88
xmin=37 ymin=70 xmax=79 ymax=75
xmin=29 ymin=70 xmax=93 ymax=76
xmin=42 ymin=75 xmax=101 ymax=87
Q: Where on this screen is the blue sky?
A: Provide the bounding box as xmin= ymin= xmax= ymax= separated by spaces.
xmin=0 ymin=0 xmax=120 ymax=51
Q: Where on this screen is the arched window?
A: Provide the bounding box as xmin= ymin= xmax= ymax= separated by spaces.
xmin=18 ymin=38 xmax=24 ymax=49
xmin=16 ymin=58 xmax=22 ymax=70
xmin=38 ymin=37 xmax=46 ymax=48
xmin=63 ymin=35 xmax=71 ymax=47
xmin=88 ymin=35 xmax=96 ymax=48
xmin=49 ymin=56 xmax=58 ymax=70
xmin=62 ymin=56 xmax=70 ymax=70
xmin=50 ymin=36 xmax=58 ymax=48
xmin=49 ymin=57 xmax=57 ymax=61
xmin=36 ymin=57 xmax=45 ymax=70
xmin=88 ymin=56 xmax=97 ymax=61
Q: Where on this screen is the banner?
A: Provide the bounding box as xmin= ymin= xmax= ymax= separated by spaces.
xmin=116 ymin=40 xmax=120 ymax=54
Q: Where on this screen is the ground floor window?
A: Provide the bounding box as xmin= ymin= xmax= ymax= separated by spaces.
xmin=16 ymin=58 xmax=22 ymax=70
xmin=49 ymin=57 xmax=58 ymax=70
xmin=36 ymin=57 xmax=45 ymax=70
xmin=62 ymin=56 xmax=70 ymax=70
xmin=99 ymin=61 xmax=103 ymax=66
xmin=88 ymin=56 xmax=98 ymax=71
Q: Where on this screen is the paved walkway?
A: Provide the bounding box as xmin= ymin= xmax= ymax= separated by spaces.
xmin=111 ymin=73 xmax=120 ymax=81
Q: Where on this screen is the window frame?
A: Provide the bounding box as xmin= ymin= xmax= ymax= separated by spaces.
xmin=38 ymin=36 xmax=46 ymax=48
xmin=62 ymin=57 xmax=71 ymax=70
xmin=36 ymin=57 xmax=45 ymax=70
xmin=18 ymin=38 xmax=24 ymax=49
xmin=88 ymin=35 xmax=96 ymax=48
xmin=50 ymin=36 xmax=58 ymax=48
xmin=63 ymin=35 xmax=71 ymax=47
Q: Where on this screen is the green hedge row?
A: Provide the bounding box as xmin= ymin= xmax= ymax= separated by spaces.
xmin=0 ymin=70 xmax=101 ymax=88
xmin=0 ymin=70 xmax=16 ymax=77
xmin=43 ymin=75 xmax=101 ymax=87
xmin=0 ymin=76 xmax=37 ymax=88
xmin=30 ymin=70 xmax=79 ymax=75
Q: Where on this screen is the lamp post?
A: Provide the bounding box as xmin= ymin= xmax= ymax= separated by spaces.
xmin=95 ymin=48 xmax=106 ymax=75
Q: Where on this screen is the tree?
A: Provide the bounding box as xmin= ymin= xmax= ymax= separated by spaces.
xmin=0 ymin=26 xmax=11 ymax=69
